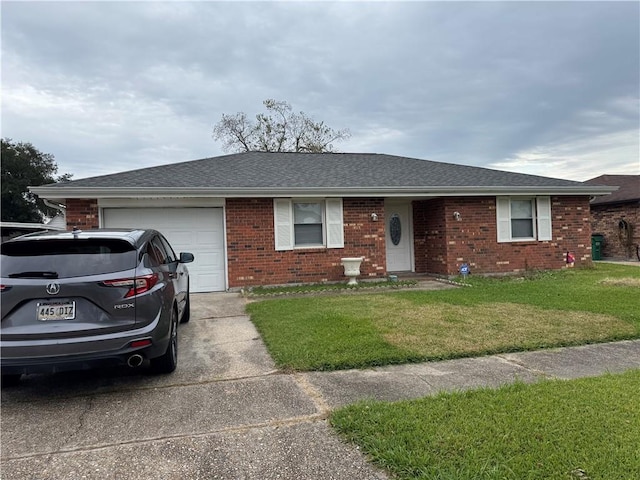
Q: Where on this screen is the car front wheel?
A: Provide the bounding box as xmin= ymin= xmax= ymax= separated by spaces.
xmin=150 ymin=308 xmax=178 ymax=374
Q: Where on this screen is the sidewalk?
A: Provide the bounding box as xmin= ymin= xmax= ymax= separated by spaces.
xmin=304 ymin=339 xmax=640 ymax=408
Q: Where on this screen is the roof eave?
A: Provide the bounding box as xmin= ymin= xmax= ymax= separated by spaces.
xmin=591 ymin=197 xmax=640 ymax=206
xmin=29 ymin=185 xmax=617 ymax=201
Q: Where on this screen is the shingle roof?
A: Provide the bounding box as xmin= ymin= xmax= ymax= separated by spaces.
xmin=585 ymin=175 xmax=640 ymax=205
xmin=31 ymin=152 xmax=612 ymax=197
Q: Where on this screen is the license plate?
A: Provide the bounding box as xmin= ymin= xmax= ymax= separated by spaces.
xmin=37 ymin=302 xmax=76 ymax=321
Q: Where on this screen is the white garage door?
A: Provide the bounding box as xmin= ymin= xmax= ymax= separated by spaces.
xmin=103 ymin=208 xmax=225 ymax=293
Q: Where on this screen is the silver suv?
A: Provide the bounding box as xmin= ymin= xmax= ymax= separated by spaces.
xmin=1 ymin=228 xmax=194 ymax=386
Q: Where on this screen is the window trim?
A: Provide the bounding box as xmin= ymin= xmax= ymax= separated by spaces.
xmin=510 ymin=198 xmax=536 ymax=241
xmin=274 ymin=198 xmax=344 ymax=251
xmin=293 ymin=200 xmax=326 ymax=248
xmin=496 ymin=196 xmax=552 ymax=243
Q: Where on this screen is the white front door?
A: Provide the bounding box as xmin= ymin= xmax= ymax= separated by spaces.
xmin=385 ymin=200 xmax=413 ymax=272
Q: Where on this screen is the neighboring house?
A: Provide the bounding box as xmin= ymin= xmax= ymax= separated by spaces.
xmin=46 ymin=211 xmax=67 ymax=230
xmin=585 ymin=175 xmax=640 ymax=260
xmin=0 ymin=222 xmax=64 ymax=243
xmin=30 ymin=152 xmax=614 ymax=293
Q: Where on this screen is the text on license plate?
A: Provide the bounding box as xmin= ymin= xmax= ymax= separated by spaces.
xmin=37 ymin=302 xmax=76 ymax=321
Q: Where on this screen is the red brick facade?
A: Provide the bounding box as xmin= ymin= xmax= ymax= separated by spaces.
xmin=412 ymin=196 xmax=593 ymax=275
xmin=590 ymin=202 xmax=640 ymax=259
xmin=66 ymin=199 xmax=99 ymax=229
xmin=64 ymin=195 xmax=594 ymax=288
xmin=225 ymin=198 xmax=386 ymax=287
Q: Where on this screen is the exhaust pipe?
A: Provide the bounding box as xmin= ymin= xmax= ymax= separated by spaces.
xmin=127 ymin=354 xmax=144 ymax=368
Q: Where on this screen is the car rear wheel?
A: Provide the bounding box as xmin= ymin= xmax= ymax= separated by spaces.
xmin=150 ymin=308 xmax=178 ymax=374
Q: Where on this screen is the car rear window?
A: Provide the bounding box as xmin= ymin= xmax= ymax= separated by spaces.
xmin=1 ymin=239 xmax=138 ymax=278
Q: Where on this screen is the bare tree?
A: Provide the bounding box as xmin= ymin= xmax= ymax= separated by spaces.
xmin=213 ymin=99 xmax=350 ymax=153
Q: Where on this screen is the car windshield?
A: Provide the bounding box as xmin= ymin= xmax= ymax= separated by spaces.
xmin=1 ymin=238 xmax=137 ymax=278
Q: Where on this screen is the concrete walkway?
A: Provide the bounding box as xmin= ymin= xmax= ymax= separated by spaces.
xmin=596 ymin=258 xmax=640 ymax=266
xmin=2 ymin=290 xmax=639 ymax=480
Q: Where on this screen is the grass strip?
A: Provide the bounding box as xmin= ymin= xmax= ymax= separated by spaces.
xmin=331 ymin=370 xmax=640 ymax=480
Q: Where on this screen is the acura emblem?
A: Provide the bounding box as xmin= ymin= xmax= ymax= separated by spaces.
xmin=46 ymin=282 xmax=60 ymax=295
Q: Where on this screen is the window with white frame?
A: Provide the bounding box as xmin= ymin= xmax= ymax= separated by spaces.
xmin=496 ymin=196 xmax=552 ymax=242
xmin=274 ymin=198 xmax=344 ymax=250
xmin=510 ymin=199 xmax=535 ymax=239
xmin=293 ymin=202 xmax=323 ymax=245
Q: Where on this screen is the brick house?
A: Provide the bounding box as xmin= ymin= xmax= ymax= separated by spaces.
xmin=585 ymin=175 xmax=640 ymax=260
xmin=30 ymin=152 xmax=614 ymax=292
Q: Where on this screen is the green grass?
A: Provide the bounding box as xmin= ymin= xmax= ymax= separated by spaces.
xmin=248 ymin=279 xmax=418 ymax=296
xmin=246 ymin=264 xmax=639 ymax=371
xmin=330 ymin=370 xmax=640 ymax=480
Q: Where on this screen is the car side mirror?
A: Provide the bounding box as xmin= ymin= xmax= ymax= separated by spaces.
xmin=179 ymin=252 xmax=195 ymax=264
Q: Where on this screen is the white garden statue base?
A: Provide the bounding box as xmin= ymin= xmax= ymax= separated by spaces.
xmin=341 ymin=257 xmax=365 ymax=285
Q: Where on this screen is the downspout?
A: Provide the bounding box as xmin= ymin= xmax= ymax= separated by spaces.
xmin=43 ymin=199 xmax=66 ymax=211
xmin=42 ymin=199 xmax=66 ymax=226
xmin=43 ymin=198 xmax=66 ymax=214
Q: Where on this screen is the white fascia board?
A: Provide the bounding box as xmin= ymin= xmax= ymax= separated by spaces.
xmin=30 ymin=185 xmax=618 ymax=200
xmin=98 ymin=197 xmax=224 ymax=208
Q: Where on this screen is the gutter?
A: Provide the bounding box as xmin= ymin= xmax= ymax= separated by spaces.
xmin=43 ymin=198 xmax=66 ymax=212
xmin=29 ymin=185 xmax=618 ymax=201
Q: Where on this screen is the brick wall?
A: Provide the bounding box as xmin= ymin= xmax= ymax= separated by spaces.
xmin=413 ymin=199 xmax=447 ymax=273
xmin=413 ymin=196 xmax=593 ymax=276
xmin=65 ymin=199 xmax=99 ymax=229
xmin=62 ymin=194 xmax=597 ymax=288
xmin=226 ymin=197 xmax=386 ymax=288
xmin=590 ymin=202 xmax=640 ymax=259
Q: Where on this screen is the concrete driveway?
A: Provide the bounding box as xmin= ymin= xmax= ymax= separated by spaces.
xmin=1 ymin=293 xmax=388 ymax=480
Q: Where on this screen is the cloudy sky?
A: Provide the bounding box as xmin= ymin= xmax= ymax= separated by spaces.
xmin=2 ymin=1 xmax=639 ymax=182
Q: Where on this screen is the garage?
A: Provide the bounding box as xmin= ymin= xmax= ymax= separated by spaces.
xmin=102 ymin=207 xmax=226 ymax=293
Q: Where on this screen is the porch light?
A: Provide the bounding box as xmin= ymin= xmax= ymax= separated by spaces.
xmin=370 ymin=213 xmax=378 ymax=221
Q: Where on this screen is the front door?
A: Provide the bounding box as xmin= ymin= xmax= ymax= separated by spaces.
xmin=385 ymin=200 xmax=413 ymax=272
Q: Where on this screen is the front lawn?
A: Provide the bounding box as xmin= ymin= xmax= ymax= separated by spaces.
xmin=330 ymin=369 xmax=640 ymax=480
xmin=246 ymin=264 xmax=639 ymax=371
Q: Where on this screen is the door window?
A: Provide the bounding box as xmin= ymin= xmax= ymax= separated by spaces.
xmin=149 ymin=237 xmax=171 ymax=265
xmin=158 ymin=235 xmax=177 ymax=263
xmin=389 ymin=213 xmax=402 ymax=246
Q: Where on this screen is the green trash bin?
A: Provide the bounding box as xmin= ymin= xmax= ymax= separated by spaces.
xmin=591 ymin=234 xmax=604 ymax=260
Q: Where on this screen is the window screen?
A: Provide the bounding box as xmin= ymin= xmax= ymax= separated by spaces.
xmin=293 ymin=202 xmax=323 ymax=245
xmin=510 ymin=199 xmax=534 ymax=238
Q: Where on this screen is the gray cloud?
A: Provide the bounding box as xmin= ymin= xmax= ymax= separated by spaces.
xmin=1 ymin=1 xmax=638 ymax=181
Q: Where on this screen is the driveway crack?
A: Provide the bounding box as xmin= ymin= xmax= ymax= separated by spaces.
xmin=2 ymin=413 xmax=329 ymax=462
xmin=292 ymin=373 xmax=331 ymax=418
xmin=65 ymin=395 xmax=95 ymax=445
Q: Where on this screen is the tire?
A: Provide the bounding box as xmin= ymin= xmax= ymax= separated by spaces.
xmin=150 ymin=308 xmax=178 ymax=374
xmin=180 ymin=291 xmax=190 ymax=324
xmin=1 ymin=374 xmax=22 ymax=388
